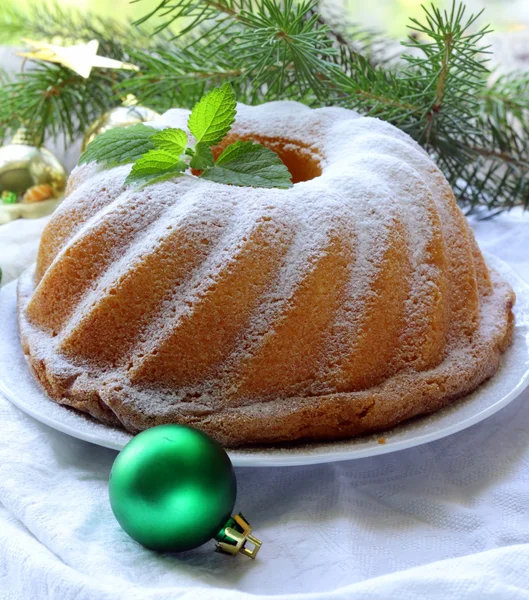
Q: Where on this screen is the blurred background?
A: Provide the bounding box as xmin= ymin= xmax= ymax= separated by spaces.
xmin=3 ymin=0 xmax=529 ymax=37
xmin=347 ymin=0 xmax=529 ymax=36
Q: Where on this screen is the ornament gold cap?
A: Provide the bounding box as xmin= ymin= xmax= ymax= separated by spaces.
xmin=121 ymin=94 xmax=140 ymax=107
xmin=215 ymin=513 xmax=262 ymax=559
xmin=11 ymin=127 xmax=39 ymax=146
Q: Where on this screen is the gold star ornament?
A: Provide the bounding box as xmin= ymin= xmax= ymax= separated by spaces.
xmin=17 ymin=39 xmax=140 ymax=79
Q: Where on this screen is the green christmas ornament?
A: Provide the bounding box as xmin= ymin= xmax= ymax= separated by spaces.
xmin=109 ymin=424 xmax=261 ymax=558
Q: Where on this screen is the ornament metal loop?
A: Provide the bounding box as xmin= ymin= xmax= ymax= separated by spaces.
xmin=121 ymin=94 xmax=140 ymax=107
xmin=11 ymin=127 xmax=39 ymax=146
xmin=215 ymin=513 xmax=262 ymax=559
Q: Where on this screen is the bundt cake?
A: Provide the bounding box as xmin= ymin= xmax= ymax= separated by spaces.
xmin=18 ymin=101 xmax=515 ymax=446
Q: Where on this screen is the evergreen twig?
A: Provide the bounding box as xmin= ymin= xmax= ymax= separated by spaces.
xmin=0 ymin=0 xmax=528 ymax=212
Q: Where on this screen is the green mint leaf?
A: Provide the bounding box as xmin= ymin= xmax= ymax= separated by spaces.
xmin=187 ymin=83 xmax=236 ymax=146
xmin=151 ymin=128 xmax=188 ymax=154
xmin=126 ymin=169 xmax=187 ymax=189
xmin=128 ymin=149 xmax=181 ymax=175
xmin=124 ymin=150 xmax=187 ymax=187
xmin=189 ymin=142 xmax=214 ymax=170
xmin=200 ymin=141 xmax=293 ymax=189
xmin=79 ymin=124 xmax=157 ymax=167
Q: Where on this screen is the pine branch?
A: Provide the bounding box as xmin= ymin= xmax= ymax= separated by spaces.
xmin=401 ymin=3 xmax=491 ymax=150
xmin=327 ymin=2 xmax=529 ymax=213
xmin=481 ymin=71 xmax=529 ymax=134
xmin=1 ymin=0 xmax=529 ymax=212
xmin=312 ymin=6 xmax=401 ymax=68
xmin=120 ymin=47 xmax=244 ymax=111
xmin=133 ymin=0 xmax=338 ymax=99
xmin=330 ymin=47 xmax=421 ymax=122
xmin=0 ymin=2 xmax=173 ymax=145
xmin=449 ymin=74 xmax=529 ymax=212
xmin=0 ymin=65 xmax=119 ymax=146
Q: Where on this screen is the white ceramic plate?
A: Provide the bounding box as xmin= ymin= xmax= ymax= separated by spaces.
xmin=0 ymin=198 xmax=62 ymax=225
xmin=1 ymin=253 xmax=528 ymax=467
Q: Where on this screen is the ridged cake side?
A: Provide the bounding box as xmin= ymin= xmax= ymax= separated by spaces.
xmin=18 ymin=102 xmax=515 ymax=446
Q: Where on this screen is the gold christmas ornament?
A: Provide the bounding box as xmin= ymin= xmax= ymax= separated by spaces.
xmin=82 ymin=96 xmax=160 ymax=151
xmin=0 ymin=129 xmax=67 ymax=225
xmin=17 ymin=39 xmax=139 ymax=79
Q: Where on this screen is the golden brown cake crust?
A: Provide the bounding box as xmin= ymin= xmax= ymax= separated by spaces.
xmin=17 ymin=103 xmax=517 ymax=447
xmin=18 ymin=265 xmax=514 ymax=447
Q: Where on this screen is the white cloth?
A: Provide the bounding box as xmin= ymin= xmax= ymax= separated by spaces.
xmin=0 ymin=207 xmax=528 ymax=600
xmin=2 ymin=36 xmax=529 ymax=600
xmin=0 ymin=217 xmax=50 ymax=286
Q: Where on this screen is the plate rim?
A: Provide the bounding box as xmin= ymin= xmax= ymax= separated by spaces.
xmin=1 ymin=253 xmax=528 ymax=467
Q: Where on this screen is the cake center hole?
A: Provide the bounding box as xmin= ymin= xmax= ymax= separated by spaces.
xmin=214 ymin=134 xmax=322 ymax=184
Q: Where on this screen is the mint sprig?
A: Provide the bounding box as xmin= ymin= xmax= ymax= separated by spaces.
xmin=78 ymin=84 xmax=293 ymax=190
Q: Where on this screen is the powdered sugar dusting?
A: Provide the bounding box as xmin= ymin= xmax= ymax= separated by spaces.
xmin=16 ymin=101 xmax=518 ymax=444
xmin=9 ymin=254 xmax=526 ymax=458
